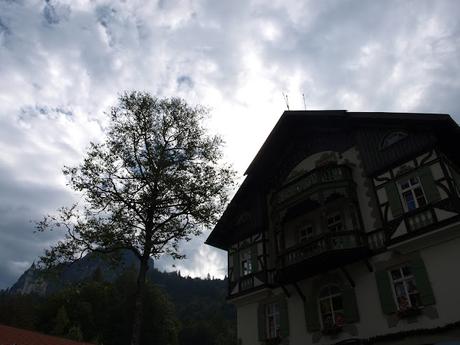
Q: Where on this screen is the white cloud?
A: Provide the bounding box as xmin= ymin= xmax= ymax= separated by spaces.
xmin=0 ymin=0 xmax=460 ymax=288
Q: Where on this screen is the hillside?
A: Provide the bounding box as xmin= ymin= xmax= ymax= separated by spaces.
xmin=1 ymin=252 xmax=236 ymax=345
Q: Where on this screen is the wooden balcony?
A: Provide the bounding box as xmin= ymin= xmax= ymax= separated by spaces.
xmin=227 ymin=269 xmax=276 ymax=299
xmin=276 ymin=230 xmax=370 ymax=284
xmin=388 ymin=198 xmax=460 ymax=247
xmin=276 ymin=165 xmax=354 ymax=206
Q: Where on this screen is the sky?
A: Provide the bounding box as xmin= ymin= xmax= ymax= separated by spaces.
xmin=1 ymin=0 xmax=460 ymax=289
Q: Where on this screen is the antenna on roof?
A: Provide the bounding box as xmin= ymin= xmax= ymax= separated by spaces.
xmin=282 ymin=92 xmax=290 ymax=110
xmin=302 ymin=92 xmax=307 ymax=110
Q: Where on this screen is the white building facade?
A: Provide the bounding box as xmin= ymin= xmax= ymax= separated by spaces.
xmin=206 ymin=111 xmax=460 ymax=345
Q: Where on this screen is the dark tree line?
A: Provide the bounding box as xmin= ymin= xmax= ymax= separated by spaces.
xmin=0 ymin=269 xmax=236 ymax=345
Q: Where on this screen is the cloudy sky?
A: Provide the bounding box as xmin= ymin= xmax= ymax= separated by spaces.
xmin=1 ymin=0 xmax=460 ymax=289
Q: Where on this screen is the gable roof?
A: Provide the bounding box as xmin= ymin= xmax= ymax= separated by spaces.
xmin=245 ymin=110 xmax=458 ymax=177
xmin=206 ymin=110 xmax=460 ymax=250
xmin=0 ymin=324 xmax=94 ymax=345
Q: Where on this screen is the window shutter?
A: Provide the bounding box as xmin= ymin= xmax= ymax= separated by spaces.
xmin=343 ymin=287 xmax=360 ymax=323
xmin=385 ymin=183 xmax=403 ymax=218
xmin=375 ymin=270 xmax=397 ymax=314
xmin=419 ymin=166 xmax=441 ymax=203
xmin=251 ymin=244 xmax=258 ymax=273
xmin=411 ymin=258 xmax=436 ymax=306
xmin=279 ymin=299 xmax=290 ymax=338
xmin=304 ymin=298 xmax=320 ymax=332
xmin=233 ymin=251 xmax=240 ymax=281
xmin=257 ymin=303 xmax=266 ymax=341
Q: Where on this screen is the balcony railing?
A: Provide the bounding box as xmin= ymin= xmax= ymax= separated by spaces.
xmin=240 ymin=275 xmax=254 ymax=291
xmin=228 ymin=269 xmax=278 ymax=297
xmin=406 ymin=207 xmax=435 ymax=231
xmin=278 ymin=231 xmax=365 ymax=267
xmin=276 ymin=165 xmax=353 ymax=204
xmin=367 ymin=229 xmax=386 ymax=251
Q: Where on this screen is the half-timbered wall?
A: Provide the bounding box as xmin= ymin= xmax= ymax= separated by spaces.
xmin=373 ymin=150 xmax=460 ymax=243
xmin=228 ymin=232 xmax=270 ymax=297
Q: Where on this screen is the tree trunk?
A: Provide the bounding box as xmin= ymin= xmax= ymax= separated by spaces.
xmin=130 ymin=256 xmax=150 ymax=345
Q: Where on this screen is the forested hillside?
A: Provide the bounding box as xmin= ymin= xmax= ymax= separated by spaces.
xmin=0 ymin=256 xmax=236 ymax=345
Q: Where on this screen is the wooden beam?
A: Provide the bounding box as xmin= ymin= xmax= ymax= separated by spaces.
xmin=293 ymin=282 xmax=305 ymax=303
xmin=340 ymin=266 xmax=355 ymax=287
xmin=281 ymin=284 xmax=291 ymax=298
xmin=364 ymin=259 xmax=374 ymax=272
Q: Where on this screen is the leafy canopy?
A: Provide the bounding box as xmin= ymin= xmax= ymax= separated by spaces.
xmin=37 ymin=91 xmax=234 ymax=266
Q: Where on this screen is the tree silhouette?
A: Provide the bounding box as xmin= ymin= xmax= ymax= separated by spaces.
xmin=36 ymin=91 xmax=234 ymax=345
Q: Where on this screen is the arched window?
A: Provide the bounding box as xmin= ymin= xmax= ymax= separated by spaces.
xmin=380 ymin=131 xmax=408 ymax=150
xmin=318 ymin=285 xmax=345 ymax=329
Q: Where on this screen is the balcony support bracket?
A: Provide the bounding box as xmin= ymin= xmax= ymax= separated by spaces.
xmin=365 ymin=259 xmax=373 ymax=272
xmin=340 ymin=266 xmax=355 ymax=288
xmin=292 ymin=282 xmax=306 ymax=303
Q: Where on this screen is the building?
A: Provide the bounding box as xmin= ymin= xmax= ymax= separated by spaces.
xmin=206 ymin=110 xmax=460 ymax=345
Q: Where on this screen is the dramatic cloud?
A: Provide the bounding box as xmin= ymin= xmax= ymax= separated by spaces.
xmin=0 ymin=0 xmax=460 ymax=288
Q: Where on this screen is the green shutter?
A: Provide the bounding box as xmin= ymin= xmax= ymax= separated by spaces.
xmin=251 ymin=244 xmax=258 ymax=273
xmin=233 ymin=251 xmax=240 ymax=281
xmin=375 ymin=270 xmax=397 ymax=314
xmin=279 ymin=299 xmax=290 ymax=338
xmin=304 ymin=298 xmax=320 ymax=332
xmin=419 ymin=166 xmax=441 ymax=203
xmin=411 ymin=258 xmax=436 ymax=306
xmin=343 ymin=287 xmax=360 ymax=323
xmin=385 ymin=182 xmax=403 ymax=218
xmin=257 ymin=303 xmax=266 ymax=340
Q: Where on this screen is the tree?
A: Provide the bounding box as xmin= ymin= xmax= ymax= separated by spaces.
xmin=36 ymin=91 xmax=234 ymax=345
xmin=52 ymin=306 xmax=70 ymax=336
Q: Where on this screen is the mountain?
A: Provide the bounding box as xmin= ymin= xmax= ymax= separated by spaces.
xmin=9 ymin=251 xmax=154 ymax=296
xmin=7 ymin=250 xmax=232 ymax=320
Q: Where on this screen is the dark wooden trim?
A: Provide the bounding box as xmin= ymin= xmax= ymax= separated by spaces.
xmin=439 ymin=154 xmax=458 ymax=196
xmin=340 ymin=266 xmax=355 ymax=287
xmin=281 ymin=284 xmax=291 ymax=298
xmin=364 ymin=259 xmax=374 ymax=272
xmin=292 ymin=282 xmax=306 ymax=302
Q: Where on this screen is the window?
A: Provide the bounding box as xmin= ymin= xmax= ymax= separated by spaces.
xmin=240 ymin=249 xmax=252 ymax=276
xmin=390 ymin=266 xmax=421 ymax=310
xmin=318 ymin=285 xmax=345 ymax=329
xmin=398 ymin=176 xmax=427 ymax=211
xmin=299 ymin=223 xmax=314 ymax=242
xmin=327 ymin=213 xmax=343 ymax=232
xmin=266 ymin=303 xmax=280 ymax=339
xmin=380 ymin=131 xmax=408 ymax=150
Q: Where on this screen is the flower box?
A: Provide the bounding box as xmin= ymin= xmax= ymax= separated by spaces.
xmin=321 ymin=325 xmax=343 ymax=335
xmin=265 ymin=337 xmax=281 ymax=345
xmin=397 ymin=307 xmax=422 ymax=319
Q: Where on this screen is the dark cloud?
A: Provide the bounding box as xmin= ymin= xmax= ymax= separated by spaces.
xmin=177 ymin=75 xmax=194 ymax=89
xmin=0 ymin=0 xmax=459 ymax=288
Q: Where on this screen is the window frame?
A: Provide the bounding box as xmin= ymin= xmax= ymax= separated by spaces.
xmin=318 ymin=285 xmax=345 ymax=330
xmin=265 ymin=302 xmax=281 ymax=339
xmin=299 ymin=223 xmax=315 ymax=243
xmin=397 ymin=175 xmax=427 ymax=212
xmin=380 ymin=131 xmax=408 ymax=150
xmin=326 ymin=212 xmax=344 ymax=232
xmin=240 ymin=248 xmax=253 ymax=276
xmin=389 ymin=265 xmax=421 ymax=311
